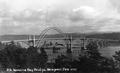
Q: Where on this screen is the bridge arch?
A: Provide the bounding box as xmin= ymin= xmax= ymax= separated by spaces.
xmin=36 ymin=27 xmax=68 ymax=48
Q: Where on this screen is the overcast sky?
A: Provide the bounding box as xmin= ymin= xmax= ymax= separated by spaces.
xmin=0 ymin=0 xmax=120 ymax=35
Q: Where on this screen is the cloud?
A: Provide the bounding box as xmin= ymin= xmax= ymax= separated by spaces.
xmin=73 ymin=6 xmax=101 ymax=17
xmin=110 ymin=0 xmax=120 ymax=10
xmin=1 ymin=0 xmax=120 ymax=35
xmin=0 ymin=8 xmax=98 ymax=35
xmin=99 ymin=25 xmax=120 ymax=32
xmin=12 ymin=9 xmax=44 ymax=23
xmin=0 ymin=6 xmax=118 ymax=35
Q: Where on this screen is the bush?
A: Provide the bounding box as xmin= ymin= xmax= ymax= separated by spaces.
xmin=0 ymin=42 xmax=48 ymax=71
xmin=54 ymin=41 xmax=119 ymax=73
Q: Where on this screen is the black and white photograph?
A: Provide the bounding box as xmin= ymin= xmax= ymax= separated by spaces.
xmin=0 ymin=0 xmax=120 ymax=73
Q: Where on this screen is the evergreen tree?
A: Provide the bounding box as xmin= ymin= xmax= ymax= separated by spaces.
xmin=113 ymin=51 xmax=120 ymax=72
xmin=27 ymin=46 xmax=48 ymax=68
xmin=75 ymin=41 xmax=118 ymax=73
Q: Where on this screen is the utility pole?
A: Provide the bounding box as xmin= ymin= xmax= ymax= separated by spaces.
xmin=28 ymin=35 xmax=32 ymax=41
xmin=70 ymin=35 xmax=72 ymax=51
xmin=66 ymin=34 xmax=72 ymax=54
xmin=81 ymin=32 xmax=87 ymax=54
xmin=33 ymin=35 xmax=36 ymax=47
xmin=28 ymin=35 xmax=32 ymax=47
xmin=83 ymin=33 xmax=86 ymax=50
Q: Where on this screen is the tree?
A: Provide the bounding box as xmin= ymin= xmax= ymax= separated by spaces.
xmin=0 ymin=41 xmax=27 ymax=70
xmin=113 ymin=51 xmax=120 ymax=72
xmin=0 ymin=41 xmax=49 ymax=73
xmin=54 ymin=55 xmax=73 ymax=68
xmin=86 ymin=41 xmax=102 ymax=60
xmin=26 ymin=46 xmax=48 ymax=68
xmin=0 ymin=42 xmax=4 ymax=50
xmin=99 ymin=58 xmax=118 ymax=73
xmin=75 ymin=41 xmax=118 ymax=73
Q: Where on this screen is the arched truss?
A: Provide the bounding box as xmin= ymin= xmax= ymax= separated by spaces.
xmin=36 ymin=27 xmax=68 ymax=48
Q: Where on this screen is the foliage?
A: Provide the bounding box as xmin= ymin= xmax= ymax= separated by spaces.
xmin=78 ymin=41 xmax=118 ymax=73
xmin=54 ymin=41 xmax=119 ymax=73
xmin=0 ymin=42 xmax=4 ymax=50
xmin=54 ymin=55 xmax=73 ymax=68
xmin=27 ymin=46 xmax=48 ymax=68
xmin=113 ymin=51 xmax=120 ymax=72
xmin=0 ymin=41 xmax=48 ymax=71
xmin=0 ymin=40 xmax=120 ymax=73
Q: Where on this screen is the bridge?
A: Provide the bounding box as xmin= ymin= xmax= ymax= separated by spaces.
xmin=1 ymin=27 xmax=116 ymax=50
xmin=1 ymin=27 xmax=118 ymax=62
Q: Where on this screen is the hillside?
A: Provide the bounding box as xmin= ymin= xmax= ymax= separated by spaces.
xmin=86 ymin=32 xmax=120 ymax=40
xmin=0 ymin=32 xmax=120 ymax=41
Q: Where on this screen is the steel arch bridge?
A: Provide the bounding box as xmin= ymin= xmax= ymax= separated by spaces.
xmin=36 ymin=27 xmax=67 ymax=48
xmin=1 ymin=27 xmax=72 ymax=50
xmin=26 ymin=27 xmax=72 ymax=51
xmin=1 ymin=27 xmax=110 ymax=50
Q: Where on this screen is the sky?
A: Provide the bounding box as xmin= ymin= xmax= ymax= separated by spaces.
xmin=0 ymin=0 xmax=120 ymax=35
